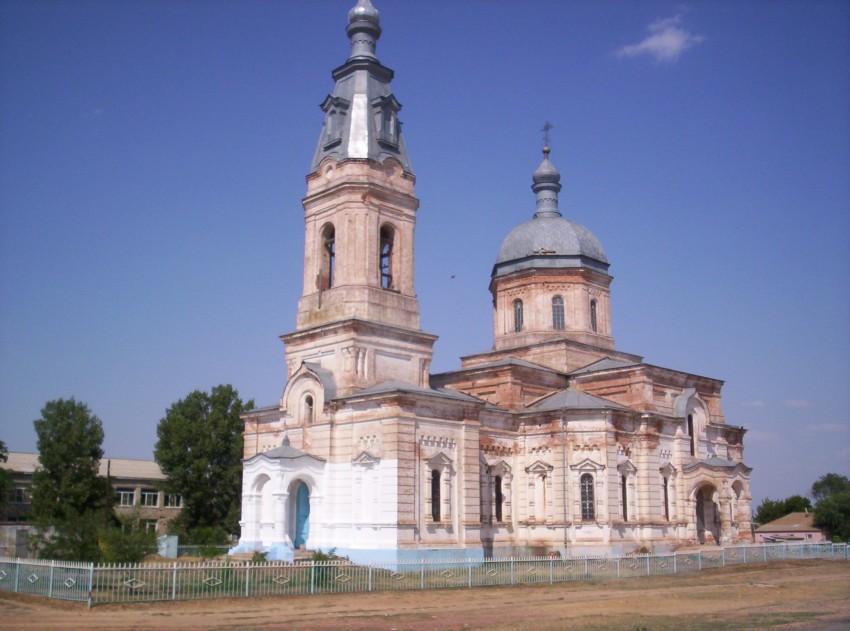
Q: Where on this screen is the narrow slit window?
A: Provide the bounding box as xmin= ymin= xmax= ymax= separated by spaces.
xmin=494 ymin=475 xmax=503 ymax=522
xmin=580 ymin=474 xmax=595 ymax=521
xmin=590 ymin=299 xmax=598 ymax=333
xmin=431 ymin=470 xmax=441 ymax=522
xmin=621 ymin=475 xmax=628 ymax=521
xmin=304 ymin=395 xmax=314 ymax=424
xmin=380 ymin=225 xmax=394 ymax=289
xmin=687 ymin=414 xmax=695 ymax=456
xmin=552 ymin=296 xmax=565 ymax=330
xmin=513 ymin=299 xmax=524 ymax=333
xmin=663 ymin=477 xmax=670 ymax=521
xmin=321 ymin=224 xmax=336 ymax=290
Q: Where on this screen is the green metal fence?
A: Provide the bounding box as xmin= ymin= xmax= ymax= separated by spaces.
xmin=0 ymin=543 xmax=846 ymax=608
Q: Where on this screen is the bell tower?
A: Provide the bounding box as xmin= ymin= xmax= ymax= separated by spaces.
xmin=281 ymin=0 xmax=436 ymax=396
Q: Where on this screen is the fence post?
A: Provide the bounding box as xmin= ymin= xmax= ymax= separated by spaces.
xmin=14 ymin=559 xmax=20 ymax=593
xmin=467 ymin=562 xmax=472 ymax=589
xmin=310 ymin=562 xmax=315 ymax=595
xmin=48 ymin=560 xmax=54 ymax=599
xmin=672 ymin=554 xmax=676 ymax=575
xmin=549 ymin=557 xmax=553 ymax=584
xmin=87 ymin=562 xmax=94 ymax=609
xmin=510 ymin=559 xmax=515 ymax=585
xmin=245 ymin=562 xmax=251 ymax=598
xmin=721 ymin=548 xmax=725 ymax=567
xmin=369 ymin=565 xmax=373 ymax=592
xmin=646 ymin=555 xmax=650 ymax=576
xmin=698 ymin=551 xmax=702 ymax=571
xmin=420 ymin=560 xmax=424 ymax=590
xmin=616 ymin=558 xmax=621 ymax=579
xmin=172 ymin=563 xmax=177 ymax=601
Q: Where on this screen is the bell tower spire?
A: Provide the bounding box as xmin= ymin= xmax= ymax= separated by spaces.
xmin=281 ymin=1 xmax=435 ymax=397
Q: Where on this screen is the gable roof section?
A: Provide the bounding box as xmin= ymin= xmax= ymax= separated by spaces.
xmin=531 ymin=388 xmax=629 ymax=412
xmin=342 ymin=380 xmax=483 ymax=403
xmin=569 ymin=357 xmax=641 ymax=376
xmin=302 ymin=361 xmax=338 ymax=400
xmin=683 ymin=457 xmax=752 ymax=473
xmin=249 ymin=438 xmax=326 ymax=463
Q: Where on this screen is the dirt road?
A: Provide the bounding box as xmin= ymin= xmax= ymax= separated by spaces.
xmin=2 ymin=560 xmax=849 ymax=630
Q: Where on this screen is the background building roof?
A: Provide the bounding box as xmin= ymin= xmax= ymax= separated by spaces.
xmin=755 ymin=511 xmax=820 ymax=533
xmin=1 ymin=452 xmax=165 ymax=481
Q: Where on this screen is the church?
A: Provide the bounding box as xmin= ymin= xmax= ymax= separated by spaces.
xmin=232 ymin=0 xmax=753 ymax=563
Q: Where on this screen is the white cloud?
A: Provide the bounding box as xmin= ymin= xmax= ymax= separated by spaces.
xmin=784 ymin=399 xmax=813 ymax=409
xmin=616 ymin=14 xmax=705 ymax=63
xmin=741 ymin=400 xmax=766 ymax=408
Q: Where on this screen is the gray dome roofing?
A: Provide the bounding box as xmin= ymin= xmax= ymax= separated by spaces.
xmin=493 ymin=147 xmax=609 ymax=277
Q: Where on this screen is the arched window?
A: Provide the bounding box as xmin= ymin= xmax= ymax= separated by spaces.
xmin=552 ymin=296 xmax=565 ymax=330
xmin=580 ymin=473 xmax=595 ymax=521
xmin=687 ymin=414 xmax=695 ymax=456
xmin=590 ymin=299 xmax=598 ymax=333
xmin=321 ymin=224 xmax=336 ymax=290
xmin=494 ymin=475 xmax=503 ymax=522
xmin=379 ymin=225 xmax=394 ymax=289
xmin=513 ymin=299 xmax=524 ymax=333
xmin=303 ymin=395 xmax=314 ymax=424
xmin=431 ymin=470 xmax=441 ymax=522
xmin=621 ymin=474 xmax=628 ymax=521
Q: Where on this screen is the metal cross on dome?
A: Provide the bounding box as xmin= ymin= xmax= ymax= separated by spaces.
xmin=541 ymin=121 xmax=553 ymax=146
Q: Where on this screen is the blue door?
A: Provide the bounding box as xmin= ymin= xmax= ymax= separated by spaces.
xmin=294 ymin=482 xmax=310 ymax=549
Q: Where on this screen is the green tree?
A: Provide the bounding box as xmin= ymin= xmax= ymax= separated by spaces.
xmin=811 ymin=473 xmax=850 ymax=502
xmin=754 ymin=494 xmax=812 ymax=525
xmin=811 ymin=473 xmax=850 ymax=541
xmin=0 ymin=439 xmax=11 ymax=512
xmin=155 ymin=385 xmax=253 ymax=535
xmin=99 ymin=511 xmax=156 ymax=563
xmin=30 ymin=398 xmax=106 ymax=560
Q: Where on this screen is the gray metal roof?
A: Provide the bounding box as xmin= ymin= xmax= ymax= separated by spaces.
xmin=436 ymin=357 xmax=562 ymax=376
xmin=343 ymin=380 xmax=482 ymax=403
xmin=494 ymin=148 xmax=608 ymax=278
xmin=531 ymin=388 xmax=629 ymax=412
xmin=310 ymin=0 xmax=412 ymax=173
xmin=569 ymin=357 xmax=641 ymax=375
xmin=683 ymin=457 xmax=750 ymax=472
xmin=253 ymin=436 xmax=326 ymax=462
xmin=302 ymin=361 xmax=338 ymax=400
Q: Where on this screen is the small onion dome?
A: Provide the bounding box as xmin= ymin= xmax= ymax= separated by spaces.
xmin=347 ymin=0 xmax=382 ymax=59
xmin=348 ymin=0 xmax=380 ymax=25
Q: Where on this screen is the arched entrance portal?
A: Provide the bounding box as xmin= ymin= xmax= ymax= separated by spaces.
xmin=695 ymin=485 xmax=720 ymax=545
xmin=293 ymin=481 xmax=310 ymax=549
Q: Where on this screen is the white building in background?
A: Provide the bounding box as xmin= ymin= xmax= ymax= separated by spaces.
xmin=232 ymin=0 xmax=753 ymax=563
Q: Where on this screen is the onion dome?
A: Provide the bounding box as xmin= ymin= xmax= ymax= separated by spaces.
xmin=493 ymin=147 xmax=608 ymax=278
xmin=347 ymin=0 xmax=382 ymax=60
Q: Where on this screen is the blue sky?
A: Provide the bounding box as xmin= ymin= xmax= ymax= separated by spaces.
xmin=1 ymin=1 xmax=847 ymax=506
